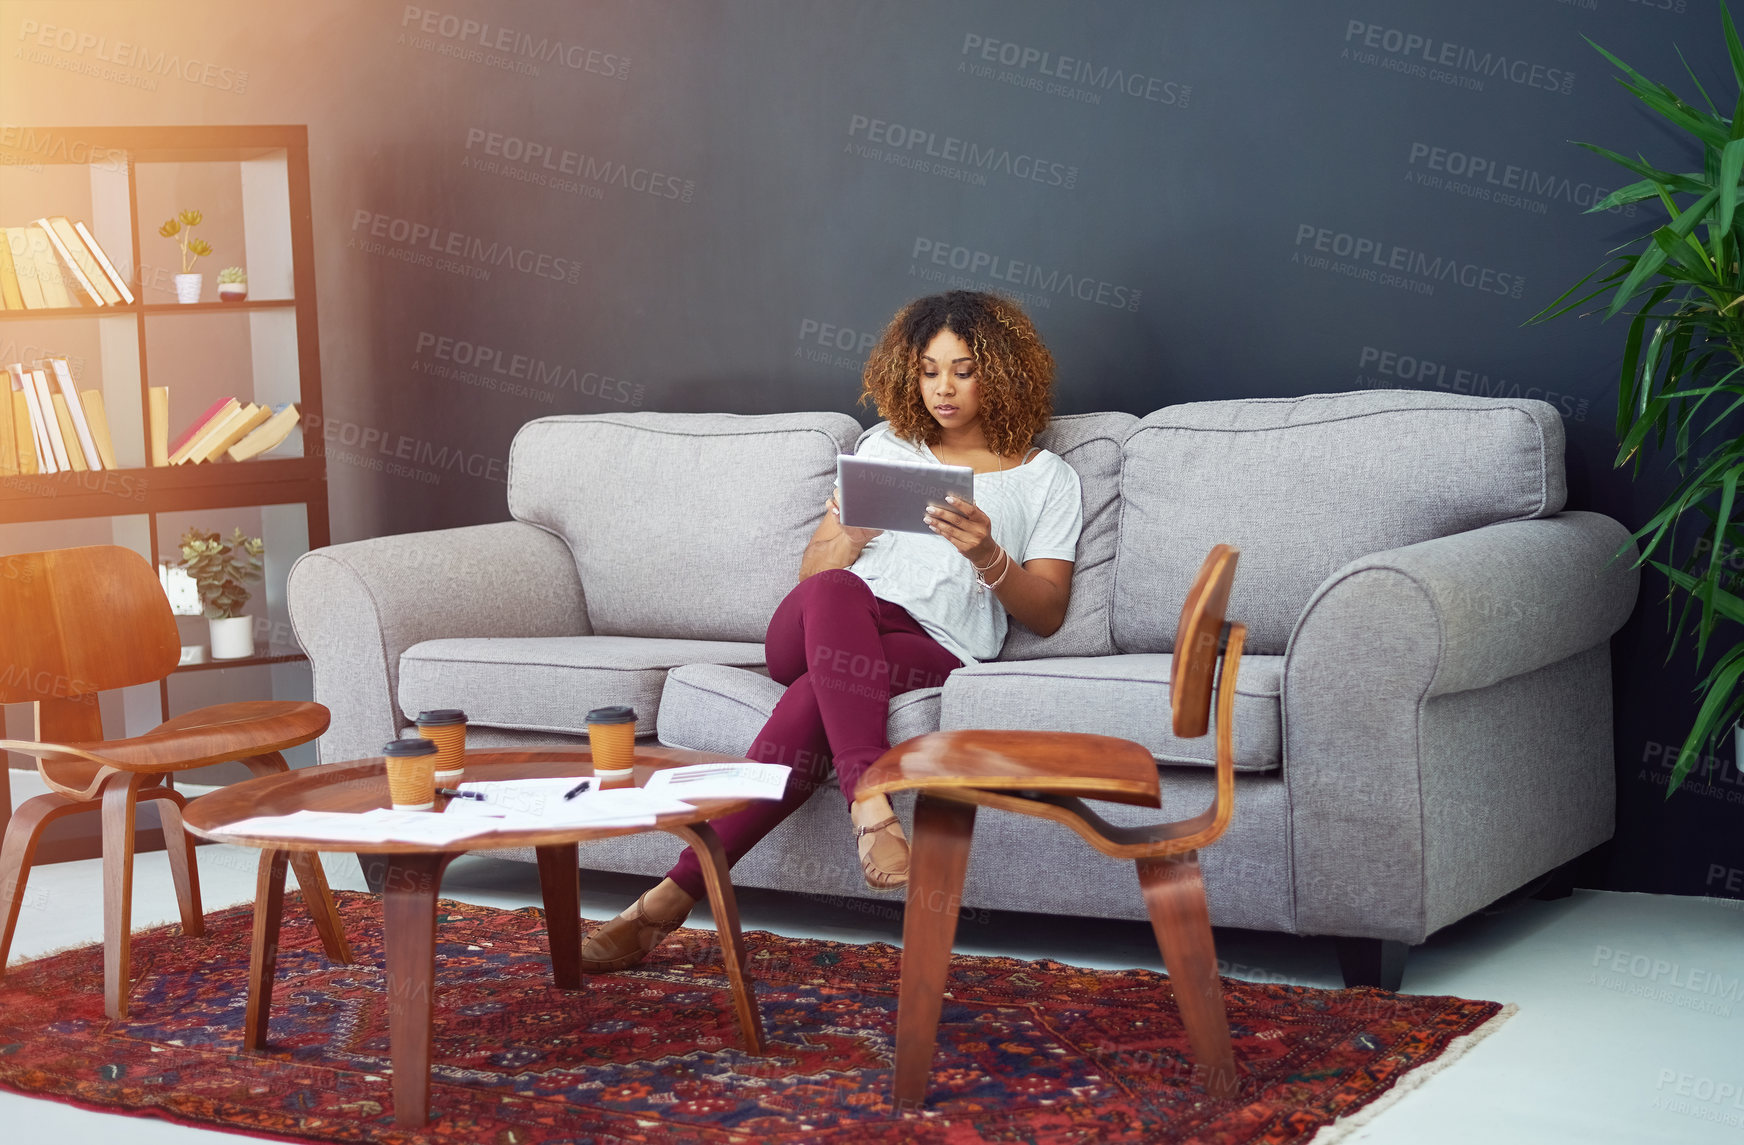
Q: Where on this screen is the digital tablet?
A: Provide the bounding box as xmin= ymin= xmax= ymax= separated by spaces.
xmin=836 ymin=453 xmax=975 ymax=534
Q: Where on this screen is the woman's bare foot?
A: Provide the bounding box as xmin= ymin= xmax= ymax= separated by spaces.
xmin=851 ymin=793 xmax=909 ymax=889
xmin=578 ymin=878 xmax=697 ymax=972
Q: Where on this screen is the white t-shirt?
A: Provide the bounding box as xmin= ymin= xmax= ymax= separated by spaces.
xmin=845 ymin=425 xmax=1083 ymax=665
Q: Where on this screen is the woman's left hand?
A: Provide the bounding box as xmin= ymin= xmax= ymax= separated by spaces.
xmin=925 ymin=494 xmax=998 ymax=566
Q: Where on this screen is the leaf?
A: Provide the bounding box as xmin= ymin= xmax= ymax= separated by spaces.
xmin=1726 ymin=3 xmax=1744 ymax=94
xmin=1608 ymin=190 xmax=1721 ymax=317
xmin=1721 ymin=137 xmax=1744 ymax=237
xmin=1573 ymin=143 xmax=1708 ymax=194
xmin=1668 ymin=647 xmax=1744 ymax=794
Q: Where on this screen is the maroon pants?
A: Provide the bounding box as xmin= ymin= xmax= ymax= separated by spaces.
xmin=665 ymin=568 xmax=962 ymax=899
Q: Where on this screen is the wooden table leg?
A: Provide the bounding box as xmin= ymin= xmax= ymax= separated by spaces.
xmin=241 ymin=752 xmax=351 ymax=964
xmin=381 ymin=851 xmax=453 ymax=1129
xmin=101 ymin=772 xmax=147 ymax=1020
xmin=288 ymin=852 xmax=353 ymax=964
xmin=534 ymin=844 xmax=583 ymax=991
xmin=894 ymin=793 xmax=977 ymax=1109
xmin=245 ymin=849 xmax=289 ymax=1051
xmin=664 ymin=822 xmax=764 ymax=1055
xmin=1137 ymin=852 xmax=1238 ymax=1098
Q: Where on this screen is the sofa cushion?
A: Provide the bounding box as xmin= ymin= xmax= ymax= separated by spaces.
xmin=399 ymin=636 xmax=766 ymax=738
xmin=1001 ymin=413 xmax=1136 ymax=659
xmin=656 ymin=663 xmax=942 ymax=770
xmin=1112 ymin=391 xmax=1566 ymax=654
xmin=855 ymin=413 xmax=1137 ymax=659
xmin=939 ymin=653 xmax=1283 ymax=772
xmin=508 ymin=412 xmax=862 ymax=642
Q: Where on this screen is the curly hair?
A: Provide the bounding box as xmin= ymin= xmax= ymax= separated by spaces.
xmin=860 ymin=291 xmax=1055 ymax=457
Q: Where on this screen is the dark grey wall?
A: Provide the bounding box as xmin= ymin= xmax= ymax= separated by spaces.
xmin=2 ymin=0 xmax=1737 ymax=896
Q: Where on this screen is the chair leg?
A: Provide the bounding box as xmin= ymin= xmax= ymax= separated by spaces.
xmin=102 ymin=772 xmax=148 ymax=1020
xmin=893 ymin=794 xmax=978 ymax=1110
xmin=239 ymin=752 xmax=352 ymax=964
xmin=1136 ymin=852 xmax=1239 ymax=1098
xmin=0 ymin=792 xmax=95 ymax=975
xmin=140 ymin=787 xmax=203 ymax=938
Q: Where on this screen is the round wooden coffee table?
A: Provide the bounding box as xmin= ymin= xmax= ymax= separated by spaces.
xmin=181 ymin=747 xmax=764 ymax=1128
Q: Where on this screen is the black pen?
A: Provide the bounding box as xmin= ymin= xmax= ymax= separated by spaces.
xmin=437 ymin=787 xmax=485 ymax=801
xmin=562 ymin=779 xmax=593 ymax=800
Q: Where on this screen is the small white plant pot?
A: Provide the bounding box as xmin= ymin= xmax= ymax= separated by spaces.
xmin=175 ymin=273 xmax=203 ymax=304
xmin=218 ymin=283 xmax=248 ymax=302
xmin=209 ymin=615 xmax=255 ymax=660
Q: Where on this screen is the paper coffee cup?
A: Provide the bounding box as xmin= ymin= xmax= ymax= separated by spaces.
xmin=587 ymin=705 xmax=637 ymax=786
xmin=383 ymin=738 xmax=439 ymax=811
xmin=416 ymin=708 xmax=468 ymax=783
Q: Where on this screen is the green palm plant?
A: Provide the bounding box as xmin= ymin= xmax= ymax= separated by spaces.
xmin=1530 ymin=5 xmax=1744 ymax=795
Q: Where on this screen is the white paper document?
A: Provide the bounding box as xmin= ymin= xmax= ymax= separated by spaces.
xmin=544 ymin=786 xmax=699 ymax=826
xmin=216 ymin=808 xmax=509 ymax=845
xmin=454 ymin=777 xmax=593 ymax=818
xmin=641 ymin=762 xmax=792 ymax=802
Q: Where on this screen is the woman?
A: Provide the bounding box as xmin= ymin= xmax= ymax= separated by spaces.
xmin=578 ymin=290 xmax=1083 ymax=971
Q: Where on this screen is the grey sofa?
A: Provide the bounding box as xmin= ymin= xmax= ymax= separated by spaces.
xmin=288 ymin=392 xmax=1639 ymax=986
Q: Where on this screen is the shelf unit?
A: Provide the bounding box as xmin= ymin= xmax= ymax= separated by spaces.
xmin=0 ymin=126 xmax=329 ymax=852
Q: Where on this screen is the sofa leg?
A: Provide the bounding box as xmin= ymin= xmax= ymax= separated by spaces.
xmin=1530 ymin=856 xmax=1580 ymax=901
xmin=1336 ymin=937 xmax=1409 ymax=991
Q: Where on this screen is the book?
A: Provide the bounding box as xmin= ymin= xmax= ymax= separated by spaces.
xmin=167 ymin=396 xmax=235 ymax=463
xmin=172 ymin=397 xmax=241 ymax=465
xmin=149 ymin=386 xmax=169 ymax=466
xmin=227 ymin=402 xmax=301 ymax=461
xmin=72 ymin=220 xmax=132 ymax=304
xmin=78 ymin=390 xmax=119 ymax=469
xmin=0 ymin=231 xmax=21 ymax=310
xmin=183 ymin=402 xmax=255 ymax=464
xmin=29 ymin=368 xmax=69 ymax=469
xmin=8 ymin=365 xmax=46 ymax=473
xmin=21 ymin=229 xmax=73 ymax=308
xmin=50 ymin=392 xmax=88 ymax=470
xmin=48 ymin=358 xmax=102 ymax=470
xmin=11 ymin=388 xmax=36 ymax=474
xmin=45 ymin=217 xmax=118 ymax=305
xmin=0 ymin=376 xmax=15 ymax=475
xmin=35 ymin=219 xmax=107 ymax=306
xmin=198 ymin=402 xmax=269 ymax=462
xmin=4 ymin=229 xmax=46 ymax=309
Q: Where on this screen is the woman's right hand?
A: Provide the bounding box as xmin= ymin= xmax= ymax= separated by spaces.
xmin=826 ymin=493 xmax=882 ymax=548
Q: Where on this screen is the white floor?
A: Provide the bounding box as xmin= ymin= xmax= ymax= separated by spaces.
xmin=3 ymin=806 xmax=1741 ymax=1143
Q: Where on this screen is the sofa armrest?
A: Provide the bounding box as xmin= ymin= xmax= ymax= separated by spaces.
xmin=288 ymin=520 xmax=587 ymax=763
xmin=1289 ymin=510 xmax=1639 ymax=699
xmin=1281 ymin=511 xmax=1638 ymax=942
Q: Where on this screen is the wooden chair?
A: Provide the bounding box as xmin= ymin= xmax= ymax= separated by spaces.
xmin=860 ymin=543 xmax=1245 ymax=1105
xmin=0 ymin=545 xmax=352 ymax=1019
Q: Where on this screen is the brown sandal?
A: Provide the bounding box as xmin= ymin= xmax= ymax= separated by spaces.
xmin=578 ymin=891 xmax=690 ymax=973
xmin=856 ymin=815 xmax=910 ymax=890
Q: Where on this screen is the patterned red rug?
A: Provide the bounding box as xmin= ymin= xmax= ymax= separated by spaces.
xmin=0 ymin=892 xmax=1510 ymax=1143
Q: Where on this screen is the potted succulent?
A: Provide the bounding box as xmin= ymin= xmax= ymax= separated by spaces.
xmin=177 ymin=526 xmax=264 ymax=659
xmin=217 ymin=266 xmax=247 ymax=302
xmin=1530 ymin=5 xmax=1744 ymax=795
xmin=158 ymin=209 xmax=211 ymax=303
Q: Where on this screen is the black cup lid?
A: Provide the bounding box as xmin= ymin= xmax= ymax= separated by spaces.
xmin=416 ymin=709 xmax=467 ymax=726
xmin=383 ymin=738 xmax=439 ymax=757
xmin=585 ymin=705 xmax=637 ymax=725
